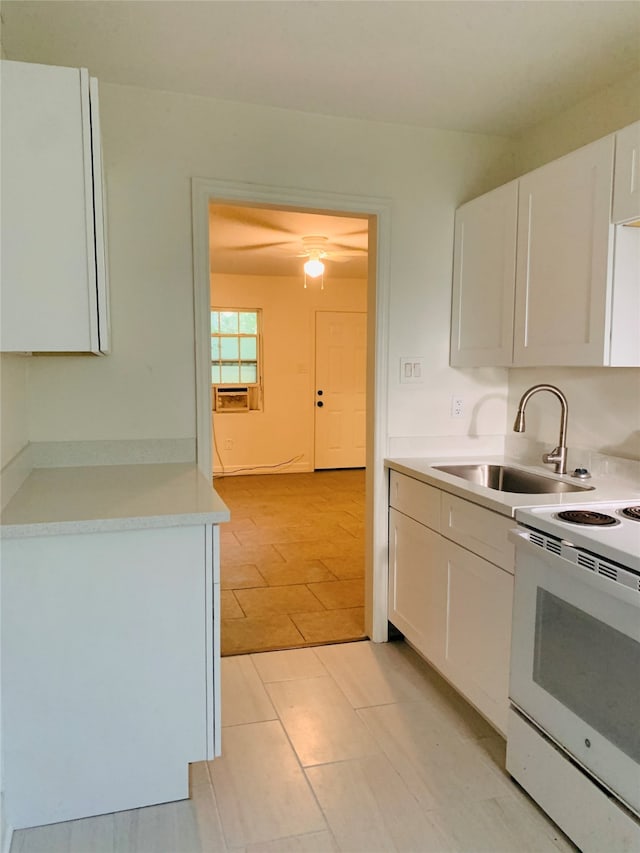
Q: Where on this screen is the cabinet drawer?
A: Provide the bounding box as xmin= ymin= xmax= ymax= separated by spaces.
xmin=389 ymin=471 xmax=440 ymax=531
xmin=440 ymin=493 xmax=514 ymax=573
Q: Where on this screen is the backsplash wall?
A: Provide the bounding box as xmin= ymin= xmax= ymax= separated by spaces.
xmin=507 ymin=368 xmax=640 ymax=462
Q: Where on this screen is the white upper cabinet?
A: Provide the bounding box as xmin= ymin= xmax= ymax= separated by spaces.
xmin=450 ymin=182 xmax=518 ymax=367
xmin=612 ymin=120 xmax=640 ymax=224
xmin=450 ymin=123 xmax=640 ymax=368
xmin=1 ymin=60 xmax=110 ymax=354
xmin=513 ymin=136 xmax=614 ymax=366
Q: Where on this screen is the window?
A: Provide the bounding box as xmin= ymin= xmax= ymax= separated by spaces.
xmin=211 ymin=310 xmax=262 ymax=412
xmin=211 ymin=309 xmax=261 ymax=386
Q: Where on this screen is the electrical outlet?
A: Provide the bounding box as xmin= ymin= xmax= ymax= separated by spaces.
xmin=223 ymin=439 xmax=233 ymax=450
xmin=451 ymin=396 xmax=464 ymax=418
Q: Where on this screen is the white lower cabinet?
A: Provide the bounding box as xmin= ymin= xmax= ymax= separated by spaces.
xmin=389 ymin=470 xmax=514 ymax=735
xmin=388 ymin=508 xmax=447 ymax=669
xmin=443 ymin=540 xmax=513 ymax=735
xmin=1 ymin=524 xmax=220 ymax=829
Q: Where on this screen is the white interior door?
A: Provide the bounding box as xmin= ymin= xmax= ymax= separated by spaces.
xmin=314 ymin=311 xmax=366 ymax=469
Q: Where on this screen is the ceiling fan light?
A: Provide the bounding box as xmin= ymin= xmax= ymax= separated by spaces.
xmin=304 ymin=258 xmax=325 ymax=278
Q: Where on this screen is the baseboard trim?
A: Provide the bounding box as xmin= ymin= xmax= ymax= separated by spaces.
xmin=213 ymin=461 xmax=312 ymax=477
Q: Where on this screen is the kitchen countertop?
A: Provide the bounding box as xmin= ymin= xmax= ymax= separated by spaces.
xmin=385 ymin=455 xmax=640 ymax=517
xmin=0 ymin=463 xmax=230 ymax=538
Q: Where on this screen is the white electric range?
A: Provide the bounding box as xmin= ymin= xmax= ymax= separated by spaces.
xmin=516 ymin=500 xmax=640 ymax=573
xmin=507 ymin=499 xmax=640 ymax=852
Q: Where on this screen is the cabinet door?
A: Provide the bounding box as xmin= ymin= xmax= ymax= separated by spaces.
xmin=513 ymin=136 xmax=615 ymax=366
xmin=0 ymin=60 xmax=109 ymax=353
xmin=443 ymin=539 xmax=513 ymax=735
xmin=450 ymin=182 xmax=517 ymax=366
xmin=388 ymin=508 xmax=446 ymax=668
xmin=612 ymin=121 xmax=640 ymax=225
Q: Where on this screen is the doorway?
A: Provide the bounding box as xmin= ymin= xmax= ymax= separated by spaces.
xmin=209 ymin=204 xmax=368 ymax=655
xmin=191 ymin=178 xmax=391 ymax=647
xmin=208 ymin=204 xmax=368 ymax=478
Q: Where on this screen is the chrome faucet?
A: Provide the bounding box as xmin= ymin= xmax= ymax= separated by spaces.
xmin=513 ymin=384 xmax=569 ymax=475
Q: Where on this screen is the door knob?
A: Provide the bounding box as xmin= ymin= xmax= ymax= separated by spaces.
xmin=317 ymin=401 xmax=324 ymax=407
xmin=317 ymin=390 xmax=323 ymax=396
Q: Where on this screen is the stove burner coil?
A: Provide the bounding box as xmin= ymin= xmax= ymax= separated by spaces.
xmin=556 ymin=510 xmax=619 ymax=526
xmin=620 ymin=506 xmax=640 ymax=521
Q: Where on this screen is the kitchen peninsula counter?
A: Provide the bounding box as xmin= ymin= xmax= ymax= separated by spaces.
xmin=1 ymin=462 xmax=229 ymax=537
xmin=1 ymin=461 xmax=228 ymax=830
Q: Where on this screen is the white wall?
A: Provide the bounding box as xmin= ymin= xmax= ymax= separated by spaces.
xmin=515 ymin=70 xmax=640 ymax=174
xmin=24 ymin=82 xmax=517 ymax=452
xmin=509 ymin=73 xmax=640 ymax=462
xmin=211 ymin=274 xmax=367 ymax=474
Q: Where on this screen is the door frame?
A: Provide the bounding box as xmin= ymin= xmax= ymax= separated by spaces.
xmin=191 ymin=177 xmax=391 ymax=642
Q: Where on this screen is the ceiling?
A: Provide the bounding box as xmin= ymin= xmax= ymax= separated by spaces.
xmin=3 ymin=1 xmax=637 ymax=278
xmin=209 ymin=204 xmax=369 ymax=278
xmin=2 ymin=1 xmax=639 ymax=138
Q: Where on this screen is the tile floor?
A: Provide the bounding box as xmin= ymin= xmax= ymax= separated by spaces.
xmin=214 ymin=470 xmax=367 ymax=656
xmin=11 ymin=640 xmax=576 ymax=853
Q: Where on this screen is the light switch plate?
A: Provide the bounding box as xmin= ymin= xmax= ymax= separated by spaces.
xmin=400 ymin=357 xmax=424 ymax=383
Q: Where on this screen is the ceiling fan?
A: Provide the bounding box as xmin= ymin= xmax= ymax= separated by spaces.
xmin=231 ymin=232 xmax=367 ymax=260
xmin=208 ymin=204 xmax=368 ymax=279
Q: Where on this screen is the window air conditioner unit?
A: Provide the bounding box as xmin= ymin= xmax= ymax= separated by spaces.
xmin=214 ymin=387 xmax=250 ymax=413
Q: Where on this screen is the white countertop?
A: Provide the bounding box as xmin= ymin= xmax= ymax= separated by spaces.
xmin=0 ymin=463 xmax=230 ymax=538
xmin=385 ymin=455 xmax=640 ymax=517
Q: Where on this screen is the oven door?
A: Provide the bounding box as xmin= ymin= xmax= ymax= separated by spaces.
xmin=510 ymin=528 xmax=640 ymax=817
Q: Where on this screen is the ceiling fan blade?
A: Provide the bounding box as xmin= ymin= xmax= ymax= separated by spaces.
xmin=328 ymin=254 xmax=369 ymax=264
xmin=231 ymin=240 xmax=293 ymax=252
xmin=210 ymin=205 xmax=299 ymax=236
xmin=327 ymin=243 xmax=369 ymax=258
xmin=327 ymin=243 xmax=368 ymax=254
xmin=337 ymin=228 xmax=369 ymax=238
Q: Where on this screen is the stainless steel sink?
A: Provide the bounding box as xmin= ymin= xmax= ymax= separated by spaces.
xmin=432 ymin=464 xmax=594 ymax=494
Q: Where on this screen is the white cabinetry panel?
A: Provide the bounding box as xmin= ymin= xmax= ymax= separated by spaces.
xmin=449 ymin=123 xmax=639 ymax=367
xmin=0 ymin=60 xmax=109 ymax=354
xmin=388 ymin=508 xmax=446 ymax=668
xmin=513 ymin=136 xmax=615 ymax=366
xmin=450 ymin=181 xmax=517 ymax=366
xmin=389 ymin=470 xmax=440 ymax=531
xmin=609 ymin=224 xmax=640 ymax=366
xmin=387 ymin=470 xmax=514 ymax=734
xmin=440 ymin=492 xmax=515 ymax=573
xmin=444 ymin=539 xmax=514 ymax=735
xmin=612 ymin=120 xmax=640 ymax=224
xmin=2 ymin=525 xmax=214 ymax=829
